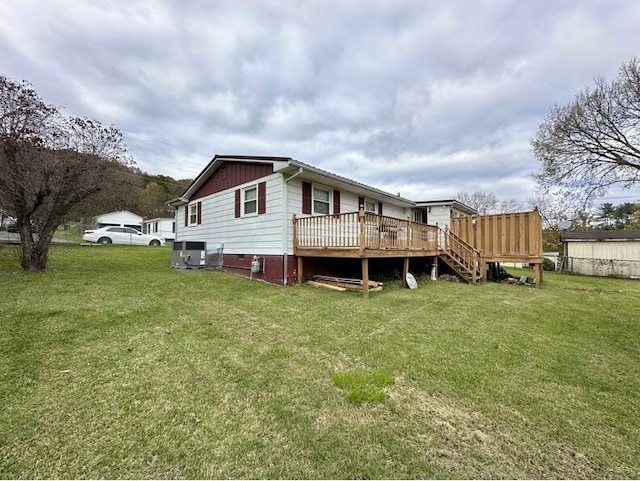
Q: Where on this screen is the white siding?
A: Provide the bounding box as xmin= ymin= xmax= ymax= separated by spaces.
xmin=569 ymin=240 xmax=640 ymax=261
xmin=143 ymin=219 xmax=175 ymax=240
xmin=426 ymin=206 xmax=451 ymax=228
xmin=176 ymin=173 xmax=285 ymax=255
xmin=95 ymin=210 xmax=143 ymax=228
xmin=284 ymin=179 xmax=412 ymax=254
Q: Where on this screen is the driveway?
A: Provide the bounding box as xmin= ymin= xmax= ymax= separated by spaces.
xmin=0 ymin=231 xmax=78 ymax=244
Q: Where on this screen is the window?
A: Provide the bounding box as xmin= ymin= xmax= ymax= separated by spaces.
xmin=153 ymin=222 xmax=158 ymax=233
xmin=243 ymin=186 xmax=257 ymax=215
xmin=364 ymin=199 xmax=377 ymax=213
xmin=189 ymin=203 xmax=198 ymax=225
xmin=313 ymin=187 xmax=330 ymax=215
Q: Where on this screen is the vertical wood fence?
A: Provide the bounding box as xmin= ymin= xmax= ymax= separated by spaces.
xmin=449 ymin=210 xmax=543 ymax=260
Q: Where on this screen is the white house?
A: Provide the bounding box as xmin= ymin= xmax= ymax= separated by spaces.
xmin=93 ymin=210 xmax=143 ymax=231
xmin=143 ymin=218 xmax=176 ymax=241
xmin=561 ymin=230 xmax=640 ymax=279
xmin=169 ymin=155 xmax=546 ymax=288
xmin=414 ymin=199 xmax=477 ymax=228
xmin=169 ymin=155 xmax=434 ymax=284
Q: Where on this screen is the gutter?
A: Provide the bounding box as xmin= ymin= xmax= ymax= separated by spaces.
xmin=282 ymin=167 xmax=304 ymax=285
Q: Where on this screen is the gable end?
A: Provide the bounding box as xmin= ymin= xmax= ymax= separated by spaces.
xmin=191 ymin=161 xmax=274 ymax=200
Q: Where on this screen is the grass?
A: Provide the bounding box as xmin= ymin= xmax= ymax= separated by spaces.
xmin=1 ymin=244 xmax=639 ymax=478
xmin=332 ymin=370 xmax=394 ymax=403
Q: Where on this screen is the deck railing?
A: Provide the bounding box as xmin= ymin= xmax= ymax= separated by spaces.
xmin=293 ymin=208 xmax=440 ymax=253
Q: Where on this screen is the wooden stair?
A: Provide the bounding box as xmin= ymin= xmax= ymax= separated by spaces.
xmin=438 ymin=228 xmax=482 ymax=284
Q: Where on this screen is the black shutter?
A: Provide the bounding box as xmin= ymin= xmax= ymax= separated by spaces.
xmin=235 ymin=189 xmax=241 ymax=218
xmin=184 ymin=205 xmax=188 ymax=226
xmin=378 ymin=202 xmax=383 ymax=216
xmin=302 ymin=182 xmax=312 ymax=214
xmin=333 ymin=190 xmax=340 ymax=214
xmin=197 ymin=202 xmax=202 ymax=224
xmin=358 ymin=196 xmax=364 ymax=210
xmin=258 ymin=182 xmax=266 ymax=214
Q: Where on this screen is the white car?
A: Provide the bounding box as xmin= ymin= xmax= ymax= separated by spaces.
xmin=82 ymin=227 xmax=165 ymax=246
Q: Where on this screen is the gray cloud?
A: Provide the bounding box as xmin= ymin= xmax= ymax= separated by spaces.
xmin=1 ymin=0 xmax=639 ymax=202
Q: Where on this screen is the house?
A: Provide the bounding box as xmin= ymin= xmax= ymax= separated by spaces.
xmin=93 ymin=210 xmax=143 ymax=231
xmin=170 ymin=155 xmax=543 ymax=293
xmin=143 ymin=217 xmax=176 ymax=241
xmin=413 ymin=200 xmax=477 ymax=228
xmin=561 ymin=230 xmax=640 ymax=279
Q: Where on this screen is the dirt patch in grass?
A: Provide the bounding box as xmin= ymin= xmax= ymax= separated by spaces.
xmin=388 ymin=380 xmax=604 ymax=479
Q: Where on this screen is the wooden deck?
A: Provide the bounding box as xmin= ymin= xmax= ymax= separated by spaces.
xmin=294 ymin=211 xmax=441 ymax=258
xmin=293 ymin=207 xmax=544 ymax=296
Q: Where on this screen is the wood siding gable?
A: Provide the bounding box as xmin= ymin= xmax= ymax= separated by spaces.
xmin=191 ymin=161 xmax=274 ymax=200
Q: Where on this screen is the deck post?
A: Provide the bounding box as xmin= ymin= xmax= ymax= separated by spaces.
xmin=403 ymin=257 xmax=409 ymax=287
xmin=535 ymin=262 xmax=543 ymax=287
xmin=358 ymin=205 xmax=365 ymax=257
xmin=362 ymin=258 xmax=370 ymax=298
xmin=297 ymin=256 xmax=303 ymax=285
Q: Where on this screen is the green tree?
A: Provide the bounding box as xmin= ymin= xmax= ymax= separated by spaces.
xmin=612 ymin=202 xmax=637 ymax=228
xmin=596 ymin=202 xmax=616 ymax=228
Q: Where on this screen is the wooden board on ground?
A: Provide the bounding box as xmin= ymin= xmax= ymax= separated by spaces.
xmin=307 ymin=281 xmax=347 ymax=291
xmin=310 ymin=275 xmax=383 ymax=292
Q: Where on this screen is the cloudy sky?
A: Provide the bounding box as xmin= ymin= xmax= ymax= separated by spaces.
xmin=2 ymin=0 xmax=639 ymax=204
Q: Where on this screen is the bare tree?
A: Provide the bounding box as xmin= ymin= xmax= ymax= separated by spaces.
xmin=0 ymin=76 xmax=131 ymax=271
xmin=498 ymin=197 xmax=523 ymax=213
xmin=527 ymin=185 xmax=592 ymax=231
xmin=456 ymin=191 xmax=498 ymax=214
xmin=531 ymin=58 xmax=640 ymax=202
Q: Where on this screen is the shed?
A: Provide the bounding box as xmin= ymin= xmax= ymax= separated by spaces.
xmin=561 ymin=230 xmax=640 ymax=279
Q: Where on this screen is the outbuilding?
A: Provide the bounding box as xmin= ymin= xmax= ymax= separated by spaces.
xmin=561 ymin=230 xmax=640 ymax=279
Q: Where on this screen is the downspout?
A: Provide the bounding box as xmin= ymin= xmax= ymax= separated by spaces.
xmin=282 ymin=167 xmax=304 ymax=285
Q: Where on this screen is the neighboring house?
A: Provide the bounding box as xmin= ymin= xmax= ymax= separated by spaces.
xmin=93 ymin=210 xmax=143 ymax=231
xmin=414 ymin=199 xmax=477 ymax=228
xmin=561 ymin=230 xmax=640 ymax=279
xmin=170 ymin=155 xmax=544 ymax=290
xmin=143 ymin=218 xmax=176 ymax=241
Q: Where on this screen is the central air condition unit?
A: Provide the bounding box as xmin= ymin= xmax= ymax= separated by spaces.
xmin=171 ymin=241 xmax=207 ymax=269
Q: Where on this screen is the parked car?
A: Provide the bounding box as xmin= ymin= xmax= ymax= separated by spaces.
xmin=82 ymin=226 xmax=165 ymax=246
xmin=6 ymin=220 xmax=37 ymax=233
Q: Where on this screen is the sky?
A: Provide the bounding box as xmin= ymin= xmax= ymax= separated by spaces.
xmin=2 ymin=0 xmax=640 ymax=205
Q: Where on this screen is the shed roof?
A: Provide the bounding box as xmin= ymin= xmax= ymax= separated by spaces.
xmin=561 ymin=230 xmax=640 ymax=241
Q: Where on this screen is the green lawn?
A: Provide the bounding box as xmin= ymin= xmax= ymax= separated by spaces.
xmin=1 ymin=244 xmax=639 ymax=479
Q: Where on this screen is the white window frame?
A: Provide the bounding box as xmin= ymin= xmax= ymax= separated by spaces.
xmin=312 ymin=185 xmax=331 ymax=215
xmin=364 ymin=198 xmax=377 ymax=214
xmin=242 ymin=184 xmax=258 ymax=217
xmin=188 ymin=203 xmax=198 ymax=226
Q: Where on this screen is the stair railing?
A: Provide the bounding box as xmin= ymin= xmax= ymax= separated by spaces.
xmin=439 ymin=226 xmax=481 ymax=283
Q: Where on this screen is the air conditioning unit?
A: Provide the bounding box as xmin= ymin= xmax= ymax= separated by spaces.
xmin=171 ymin=241 xmax=224 ymax=270
xmin=171 ymin=241 xmax=207 ymax=269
